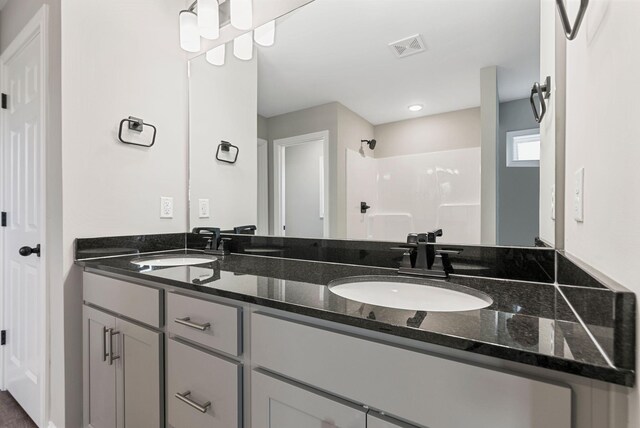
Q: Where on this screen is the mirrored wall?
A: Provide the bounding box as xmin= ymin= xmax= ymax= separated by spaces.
xmin=189 ymin=0 xmax=551 ymax=247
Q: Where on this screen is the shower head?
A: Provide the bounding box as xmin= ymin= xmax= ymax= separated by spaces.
xmin=361 ymin=139 xmax=377 ymax=150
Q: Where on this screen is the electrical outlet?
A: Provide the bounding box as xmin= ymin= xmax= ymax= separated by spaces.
xmin=160 ymin=196 xmax=173 ymax=219
xmin=198 ymin=199 xmax=210 ymax=218
xmin=574 ymin=168 xmax=584 ymax=222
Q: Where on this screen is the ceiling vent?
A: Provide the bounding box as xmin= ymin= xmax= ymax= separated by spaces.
xmin=388 ymin=34 xmax=426 ymax=59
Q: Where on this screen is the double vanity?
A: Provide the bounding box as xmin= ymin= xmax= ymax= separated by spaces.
xmin=76 ymin=233 xmax=635 ymax=428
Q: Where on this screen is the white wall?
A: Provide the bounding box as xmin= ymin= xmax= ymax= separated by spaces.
xmin=189 ymin=52 xmax=257 ymax=231
xmin=60 ymin=1 xmax=188 ymax=426
xmin=563 ymin=1 xmax=640 ymax=425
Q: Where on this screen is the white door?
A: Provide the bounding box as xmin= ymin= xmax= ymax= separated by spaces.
xmin=283 ymin=139 xmax=324 ymax=238
xmin=257 ymin=138 xmax=269 ymax=235
xmin=251 ymin=370 xmax=366 ymax=428
xmin=1 ymin=26 xmax=45 ymax=425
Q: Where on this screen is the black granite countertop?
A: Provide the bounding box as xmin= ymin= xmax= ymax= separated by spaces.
xmin=76 ymin=249 xmax=634 ymax=386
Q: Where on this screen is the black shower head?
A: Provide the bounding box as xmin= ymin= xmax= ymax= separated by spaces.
xmin=361 ymin=139 xmax=377 ymax=150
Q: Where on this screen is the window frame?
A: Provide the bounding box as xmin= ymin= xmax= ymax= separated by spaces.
xmin=506 ymin=128 xmax=541 ymax=168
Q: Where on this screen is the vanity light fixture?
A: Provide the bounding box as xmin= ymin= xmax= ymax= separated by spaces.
xmin=197 ymin=0 xmax=220 ymax=40
xmin=206 ymin=44 xmax=226 ymax=66
xmin=179 ymin=10 xmax=200 ymax=52
xmin=231 ymin=0 xmax=253 ymax=30
xmin=408 ymin=104 xmax=423 ymax=112
xmin=254 ymin=20 xmax=275 ymax=47
xmin=234 ymin=31 xmax=254 ymax=60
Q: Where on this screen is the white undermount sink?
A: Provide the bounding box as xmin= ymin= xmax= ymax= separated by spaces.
xmin=131 ymin=255 xmax=217 ymax=267
xmin=328 ymin=276 xmax=492 ymax=312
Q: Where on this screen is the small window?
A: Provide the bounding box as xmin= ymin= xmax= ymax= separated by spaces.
xmin=506 ymin=129 xmax=540 ymax=167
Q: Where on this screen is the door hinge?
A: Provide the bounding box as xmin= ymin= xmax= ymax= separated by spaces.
xmin=1 ymin=330 xmax=6 ymax=345
xmin=1 ymin=93 xmax=7 ymax=109
xmin=1 ymin=212 xmax=6 ymax=227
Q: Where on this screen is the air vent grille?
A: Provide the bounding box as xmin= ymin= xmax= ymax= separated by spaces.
xmin=388 ymin=34 xmax=426 ymax=58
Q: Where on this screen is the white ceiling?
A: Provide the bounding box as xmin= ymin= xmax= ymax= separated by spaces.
xmin=257 ymin=0 xmax=540 ymax=125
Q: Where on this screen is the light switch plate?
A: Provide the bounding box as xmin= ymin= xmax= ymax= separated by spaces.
xmin=160 ymin=196 xmax=173 ymax=219
xmin=574 ymin=168 xmax=584 ymax=222
xmin=198 ymin=199 xmax=210 ymax=218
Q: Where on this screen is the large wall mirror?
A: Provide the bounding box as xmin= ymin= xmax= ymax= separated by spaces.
xmin=188 ymin=0 xmax=555 ymax=247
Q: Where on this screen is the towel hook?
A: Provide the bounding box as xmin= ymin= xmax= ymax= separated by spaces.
xmin=529 ymin=76 xmax=551 ymax=124
xmin=556 ymin=0 xmax=589 ymax=41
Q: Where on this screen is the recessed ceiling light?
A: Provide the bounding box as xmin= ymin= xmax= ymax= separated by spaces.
xmin=408 ymin=104 xmax=423 ymax=112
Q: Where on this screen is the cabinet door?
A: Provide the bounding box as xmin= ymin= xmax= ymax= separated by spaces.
xmin=367 ymin=411 xmax=418 ymax=428
xmin=83 ymin=305 xmax=117 ymax=428
xmin=251 ymin=370 xmax=366 ymax=428
xmin=115 ymin=317 xmax=163 ymax=428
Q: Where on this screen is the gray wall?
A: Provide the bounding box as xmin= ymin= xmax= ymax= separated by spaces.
xmin=265 ymin=102 xmax=339 ymax=236
xmin=373 ymin=107 xmax=480 ymax=158
xmin=497 ymin=98 xmax=540 ymax=246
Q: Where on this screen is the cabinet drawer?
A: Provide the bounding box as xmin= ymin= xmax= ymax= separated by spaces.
xmin=167 ymin=339 xmax=241 ymax=428
xmin=167 ymin=292 xmax=242 ymax=356
xmin=83 ymin=272 xmax=162 ymax=328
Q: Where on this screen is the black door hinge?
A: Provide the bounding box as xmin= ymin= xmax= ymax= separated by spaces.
xmin=1 ymin=330 xmax=6 ymax=346
xmin=1 ymin=212 xmax=6 ymax=227
xmin=1 ymin=93 xmax=7 ymax=109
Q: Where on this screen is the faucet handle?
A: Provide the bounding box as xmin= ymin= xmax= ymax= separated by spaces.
xmin=406 ymin=233 xmax=418 ymax=244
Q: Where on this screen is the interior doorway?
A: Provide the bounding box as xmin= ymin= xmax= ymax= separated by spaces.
xmin=0 ymin=6 xmax=49 ymax=427
xmin=273 ymin=131 xmax=329 ymax=238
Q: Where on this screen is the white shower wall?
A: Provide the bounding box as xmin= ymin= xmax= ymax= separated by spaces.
xmin=346 ymin=147 xmax=481 ymax=244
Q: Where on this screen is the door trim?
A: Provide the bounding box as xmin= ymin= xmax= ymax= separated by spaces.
xmin=272 ymin=130 xmax=330 ymax=238
xmin=0 ymin=5 xmax=49 ymax=427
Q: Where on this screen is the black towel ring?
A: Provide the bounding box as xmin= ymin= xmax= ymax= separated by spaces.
xmin=216 ymin=141 xmax=239 ymax=164
xmin=118 ymin=116 xmax=157 ymax=148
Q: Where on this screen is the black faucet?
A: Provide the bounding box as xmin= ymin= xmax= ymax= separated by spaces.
xmin=398 ymin=229 xmax=447 ymax=278
xmin=192 ymin=227 xmax=230 ymax=255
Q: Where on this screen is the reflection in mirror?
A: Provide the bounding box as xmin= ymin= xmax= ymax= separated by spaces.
xmin=189 ymin=0 xmax=550 ymax=247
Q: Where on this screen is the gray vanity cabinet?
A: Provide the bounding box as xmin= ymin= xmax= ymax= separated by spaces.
xmin=115 ymin=317 xmax=162 ymax=428
xmin=251 ymin=370 xmax=367 ymax=428
xmin=83 ymin=305 xmax=162 ymax=428
xmin=83 ymin=305 xmax=117 ymax=428
xmin=83 ymin=272 xmax=163 ymax=428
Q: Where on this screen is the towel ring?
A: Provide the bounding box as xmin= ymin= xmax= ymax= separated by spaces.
xmin=216 ymin=141 xmax=239 ymax=164
xmin=118 ymin=116 xmax=156 ymax=148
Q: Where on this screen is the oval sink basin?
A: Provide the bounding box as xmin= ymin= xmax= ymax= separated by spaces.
xmin=131 ymin=255 xmax=217 ymax=267
xmin=328 ymin=276 xmax=492 ymax=312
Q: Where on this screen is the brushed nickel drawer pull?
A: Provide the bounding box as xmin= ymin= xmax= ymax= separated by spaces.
xmin=102 ymin=326 xmax=109 ymax=362
xmin=175 ymin=391 xmax=211 ymax=413
xmin=174 ymin=317 xmax=211 ymax=331
xmin=108 ymin=329 xmax=120 ymax=365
